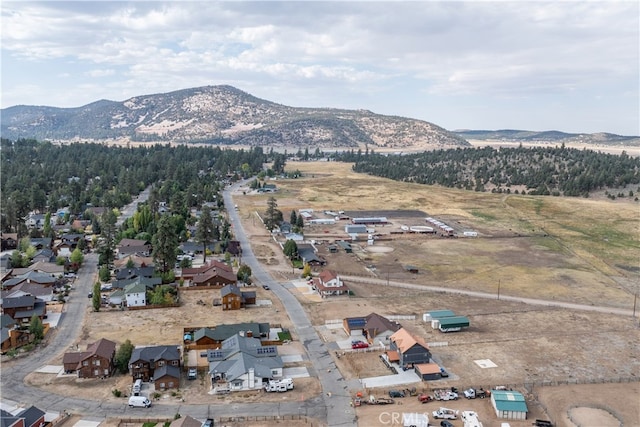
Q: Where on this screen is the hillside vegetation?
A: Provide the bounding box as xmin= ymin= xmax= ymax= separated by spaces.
xmin=336 ymin=145 xmax=640 ymax=197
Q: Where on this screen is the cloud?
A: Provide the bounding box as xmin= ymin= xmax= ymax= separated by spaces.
xmin=1 ymin=1 xmax=637 ymax=134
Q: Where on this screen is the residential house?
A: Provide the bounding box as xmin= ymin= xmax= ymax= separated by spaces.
xmin=108 ymin=281 xmax=147 ymax=307
xmin=1 ymin=314 xmax=17 ymax=353
xmin=115 ymin=239 xmax=152 ymax=259
xmin=314 ymin=269 xmax=349 ymax=297
xmin=343 ymin=312 xmax=402 ymax=345
xmin=191 ymin=269 xmax=237 ymax=287
xmin=25 ymin=213 xmax=47 ymax=231
xmin=129 ymin=345 xmax=181 ymax=382
xmin=29 ymin=259 xmax=63 ymax=277
xmin=29 ymin=238 xmax=53 ymax=251
xmin=1 ymin=233 xmax=18 ymax=251
xmin=190 ymin=323 xmax=270 ymax=347
xmin=62 ymin=338 xmax=117 ymax=378
xmin=179 ymin=241 xmax=218 ymax=256
xmin=113 ymin=255 xmax=154 ymax=270
xmin=1 ymin=406 xmax=45 ymax=427
xmin=169 ymin=415 xmax=203 ymax=427
xmin=153 ymin=365 xmax=181 ymax=391
xmin=388 ymin=328 xmax=431 ymax=369
xmin=207 ymin=333 xmax=283 ymax=392
xmin=114 ymin=266 xmax=155 ymax=281
xmin=1 ymin=295 xmax=47 ymax=324
xmin=2 ymin=282 xmax=55 ymax=303
xmin=220 ymin=285 xmax=255 ymax=310
xmin=3 ymin=271 xmax=57 ymax=288
xmin=297 ymin=244 xmax=326 ymax=266
xmin=181 ymin=260 xmax=233 ymax=281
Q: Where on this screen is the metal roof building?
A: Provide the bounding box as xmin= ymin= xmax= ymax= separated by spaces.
xmin=423 ymin=309 xmax=456 ymax=321
xmin=491 ymin=390 xmax=529 ymax=420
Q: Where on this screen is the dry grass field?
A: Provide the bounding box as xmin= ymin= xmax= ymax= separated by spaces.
xmin=232 ymin=159 xmax=640 ymax=427
xmin=255 ymin=161 xmax=639 ymax=309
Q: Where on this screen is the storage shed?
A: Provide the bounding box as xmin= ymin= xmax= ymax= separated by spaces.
xmin=423 ymin=310 xmax=456 ymax=322
xmin=491 ymin=390 xmax=528 ymax=420
xmin=434 ymin=316 xmax=470 ymax=332
xmin=345 ymin=224 xmax=367 ymax=234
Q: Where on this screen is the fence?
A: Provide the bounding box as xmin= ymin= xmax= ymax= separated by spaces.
xmin=127 ymin=303 xmax=180 ymax=310
xmin=216 ymin=414 xmax=318 ymax=425
xmin=117 ymin=418 xmax=173 ymax=426
xmin=387 ymin=314 xmax=416 ymax=321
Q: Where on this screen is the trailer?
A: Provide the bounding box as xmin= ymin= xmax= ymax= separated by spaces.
xmin=433 ymin=315 xmax=470 ymax=332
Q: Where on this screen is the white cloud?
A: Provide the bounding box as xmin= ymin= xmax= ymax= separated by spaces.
xmin=0 ymin=1 xmax=637 ymax=134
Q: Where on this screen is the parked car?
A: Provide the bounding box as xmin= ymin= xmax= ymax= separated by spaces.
xmin=187 ymin=368 xmax=197 ymax=380
xmin=201 ymin=419 xmax=214 ymax=427
xmin=389 ymin=390 xmax=405 ymax=398
xmin=262 ymin=284 xmax=270 ymax=290
xmin=440 ymin=421 xmax=454 ymax=427
xmin=439 ymin=367 xmax=449 ymax=377
xmin=351 ymin=341 xmax=369 ymax=349
xmin=87 ymin=293 xmax=93 ymax=298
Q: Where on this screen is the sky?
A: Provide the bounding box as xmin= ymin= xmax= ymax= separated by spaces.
xmin=1 ymin=1 xmax=638 ymax=135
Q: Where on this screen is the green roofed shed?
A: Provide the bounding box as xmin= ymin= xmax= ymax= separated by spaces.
xmin=491 ymin=390 xmax=528 ymax=420
xmin=426 ymin=310 xmax=456 ymax=319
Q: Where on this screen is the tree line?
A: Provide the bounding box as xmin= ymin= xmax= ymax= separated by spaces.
xmin=0 ymin=138 xmax=284 ymax=234
xmin=334 ymin=144 xmax=640 ymax=197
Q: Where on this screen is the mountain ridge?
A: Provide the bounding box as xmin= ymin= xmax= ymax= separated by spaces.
xmin=0 ymin=85 xmax=468 ymax=149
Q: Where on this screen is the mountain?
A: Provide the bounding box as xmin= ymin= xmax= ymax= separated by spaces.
xmin=1 ymin=85 xmax=469 ymax=149
xmin=452 ymin=129 xmax=640 ymax=146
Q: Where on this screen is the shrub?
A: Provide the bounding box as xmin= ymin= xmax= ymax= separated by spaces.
xmin=112 ymin=389 xmax=122 ymax=397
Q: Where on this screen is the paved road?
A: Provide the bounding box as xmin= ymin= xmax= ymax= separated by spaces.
xmin=224 ymin=182 xmax=357 ymax=427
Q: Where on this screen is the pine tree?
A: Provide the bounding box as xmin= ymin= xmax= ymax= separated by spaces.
xmin=196 ymin=205 xmax=215 ymax=263
xmin=153 ymin=215 xmax=178 ymax=273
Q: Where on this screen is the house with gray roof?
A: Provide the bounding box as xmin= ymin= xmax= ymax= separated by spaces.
xmin=129 ymin=345 xmax=181 ymax=382
xmin=1 ymin=295 xmax=46 ymax=323
xmin=190 ymin=323 xmax=269 ymax=347
xmin=207 ymin=333 xmax=283 ymax=392
xmin=153 ymin=364 xmax=181 ymax=390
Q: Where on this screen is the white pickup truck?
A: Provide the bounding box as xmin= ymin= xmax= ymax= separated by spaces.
xmin=432 ymin=408 xmax=459 ymax=420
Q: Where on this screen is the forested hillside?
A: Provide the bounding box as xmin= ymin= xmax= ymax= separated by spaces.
xmin=336 ymin=145 xmax=640 ymax=197
xmin=0 ymin=139 xmax=282 ymax=233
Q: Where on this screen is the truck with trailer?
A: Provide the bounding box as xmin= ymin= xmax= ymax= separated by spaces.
xmin=463 ymin=388 xmax=487 ymax=399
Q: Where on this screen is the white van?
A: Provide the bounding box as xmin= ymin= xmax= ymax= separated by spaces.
xmin=132 ymin=379 xmax=142 ymax=395
xmin=128 ymin=396 xmax=151 ymax=408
